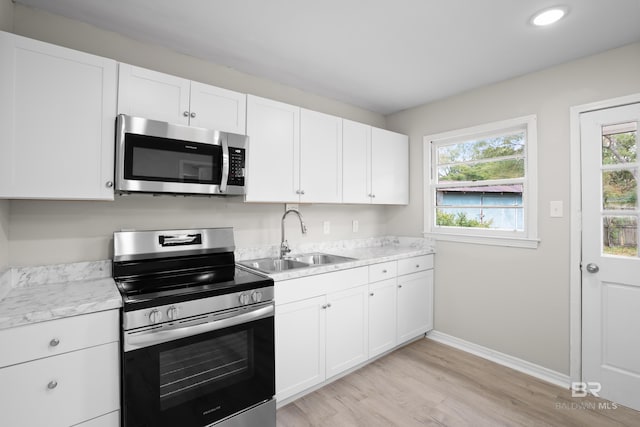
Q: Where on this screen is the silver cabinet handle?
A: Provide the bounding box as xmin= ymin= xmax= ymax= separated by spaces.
xmin=105 ymin=181 xmax=113 ymax=188
xmin=382 ymin=269 xmax=387 ymax=273
xmin=49 ymin=338 xmax=60 ymax=347
xmin=369 ymin=292 xmax=374 ymax=296
xmin=300 ymin=190 xmax=305 ymax=195
xmin=183 ymin=111 xmax=189 ymax=117
xmin=398 ymin=284 xmax=403 ymax=288
xmin=416 ymin=264 xmax=420 ymax=268
xmin=190 ymin=112 xmax=196 ymax=118
xmin=47 ymin=380 xmax=58 ymax=390
xmin=586 ymin=263 xmax=599 ymax=273
xmin=322 ymin=304 xmax=328 ymax=309
xmin=371 ymin=194 xmax=376 ymax=198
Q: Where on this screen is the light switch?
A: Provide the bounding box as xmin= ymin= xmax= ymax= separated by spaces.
xmin=323 ymin=221 xmax=331 ymax=234
xmin=550 ymin=201 xmax=563 ymax=218
xmin=352 ymin=220 xmax=359 ymax=233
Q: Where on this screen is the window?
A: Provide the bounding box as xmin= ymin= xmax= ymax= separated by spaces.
xmin=423 ymin=115 xmax=538 ymax=248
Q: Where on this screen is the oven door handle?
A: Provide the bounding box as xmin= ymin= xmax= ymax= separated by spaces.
xmin=125 ymin=303 xmax=273 ymax=351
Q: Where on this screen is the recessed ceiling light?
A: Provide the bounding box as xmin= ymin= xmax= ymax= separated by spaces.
xmin=531 ymin=7 xmax=568 ymax=26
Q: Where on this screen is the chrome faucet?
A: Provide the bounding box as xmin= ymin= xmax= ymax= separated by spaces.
xmin=280 ymin=209 xmax=307 ymax=258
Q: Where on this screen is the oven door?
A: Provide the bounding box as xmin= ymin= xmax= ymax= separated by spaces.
xmin=122 ymin=302 xmax=275 ymax=427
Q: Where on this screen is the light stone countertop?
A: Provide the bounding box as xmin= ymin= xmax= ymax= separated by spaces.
xmin=0 ymin=261 xmax=122 ymax=331
xmin=237 ymin=236 xmax=435 ymax=281
xmin=0 ymin=236 xmax=434 ymax=330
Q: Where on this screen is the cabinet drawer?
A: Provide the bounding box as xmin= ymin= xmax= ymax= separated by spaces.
xmin=276 ymin=267 xmax=368 ymax=305
xmin=0 ymin=310 xmax=119 ymax=368
xmin=368 ymin=261 xmax=397 ymax=283
xmin=397 ymin=254 xmax=433 ymax=276
xmin=0 ymin=342 xmax=120 ymax=427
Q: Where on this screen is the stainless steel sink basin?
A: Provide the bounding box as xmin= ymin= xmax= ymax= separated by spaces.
xmin=238 ymin=252 xmax=356 ymax=273
xmin=240 ymin=258 xmax=309 ymax=273
xmin=285 ymin=252 xmax=356 ymax=265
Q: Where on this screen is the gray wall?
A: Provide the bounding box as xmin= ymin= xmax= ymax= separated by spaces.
xmin=0 ymin=0 xmax=12 ymax=32
xmin=386 ymin=42 xmax=640 ymax=375
xmin=5 ymin=4 xmax=389 ymax=267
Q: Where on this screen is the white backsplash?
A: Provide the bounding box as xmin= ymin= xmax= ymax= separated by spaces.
xmin=11 ymin=260 xmax=112 ymax=288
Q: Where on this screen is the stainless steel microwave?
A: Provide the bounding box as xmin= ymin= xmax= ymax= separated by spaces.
xmin=115 ymin=114 xmax=247 ymax=196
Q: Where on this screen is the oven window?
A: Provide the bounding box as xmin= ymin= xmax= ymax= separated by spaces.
xmin=159 ymin=330 xmax=253 ymax=410
xmin=124 ymin=133 xmax=222 ymax=184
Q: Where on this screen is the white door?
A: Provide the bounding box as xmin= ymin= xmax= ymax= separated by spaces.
xmin=397 ymin=270 xmax=433 ymax=343
xmin=342 ymin=119 xmax=372 ymax=204
xmin=275 ymin=296 xmax=325 ymax=401
xmin=300 ymin=108 xmax=343 ymax=203
xmin=117 ymin=63 xmax=190 ymax=125
xmin=245 ymin=95 xmax=300 ymax=203
xmin=189 ymin=82 xmax=246 ymax=134
xmin=325 ymin=285 xmax=368 ymax=378
xmin=581 ymin=103 xmax=640 ymax=410
xmin=368 ymin=278 xmax=397 ymax=358
xmin=371 ymin=128 xmax=409 ymax=205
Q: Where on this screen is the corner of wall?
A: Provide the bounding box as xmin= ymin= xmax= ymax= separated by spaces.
xmin=0 ymin=0 xmax=15 ymax=33
xmin=0 ymin=200 xmax=9 ymax=270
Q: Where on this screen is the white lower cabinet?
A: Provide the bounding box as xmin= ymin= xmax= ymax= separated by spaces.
xmin=275 ymin=255 xmax=433 ymax=404
xmin=397 ymin=269 xmax=434 ymax=343
xmin=0 ymin=310 xmax=120 ymax=427
xmin=368 ymin=278 xmax=397 ymax=358
xmin=275 ymin=295 xmax=326 ymax=401
xmin=325 ymin=285 xmax=369 ymax=378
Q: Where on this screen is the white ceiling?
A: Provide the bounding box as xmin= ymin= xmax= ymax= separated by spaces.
xmin=14 ymin=0 xmax=640 ymax=115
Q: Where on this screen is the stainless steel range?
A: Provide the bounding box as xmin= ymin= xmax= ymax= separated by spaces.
xmin=112 ymin=228 xmax=275 ymax=427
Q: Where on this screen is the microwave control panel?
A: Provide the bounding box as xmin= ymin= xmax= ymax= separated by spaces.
xmin=228 ymin=148 xmax=245 ymax=186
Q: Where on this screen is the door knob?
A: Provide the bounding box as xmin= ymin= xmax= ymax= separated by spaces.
xmin=586 ymin=263 xmax=599 ymax=273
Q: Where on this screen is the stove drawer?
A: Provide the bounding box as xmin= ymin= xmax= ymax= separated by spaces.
xmin=0 ymin=342 xmax=119 ymax=427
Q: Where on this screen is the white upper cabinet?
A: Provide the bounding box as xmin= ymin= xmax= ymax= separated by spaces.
xmin=300 ymin=108 xmax=343 ymax=203
xmin=245 ymin=95 xmax=300 ymax=203
xmin=342 ymin=119 xmax=372 ymax=204
xmin=118 ymin=63 xmax=246 ymax=134
xmin=0 ymin=31 xmax=117 ymax=200
xmin=371 ymin=127 xmax=409 ymax=204
xmin=343 ymin=122 xmax=409 ymax=205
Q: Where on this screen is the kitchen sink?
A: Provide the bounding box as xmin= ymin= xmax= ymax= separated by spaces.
xmin=285 ymin=252 xmax=356 ymax=266
xmin=238 ymin=252 xmax=356 ymax=274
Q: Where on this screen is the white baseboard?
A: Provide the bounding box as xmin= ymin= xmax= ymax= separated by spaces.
xmin=427 ymin=331 xmax=571 ymax=389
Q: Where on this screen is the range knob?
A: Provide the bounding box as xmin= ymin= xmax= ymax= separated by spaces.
xmin=239 ymin=293 xmax=250 ymax=305
xmin=251 ymin=291 xmax=263 ymax=303
xmin=167 ymin=306 xmax=179 ymax=321
xmin=149 ymin=309 xmax=162 ymax=324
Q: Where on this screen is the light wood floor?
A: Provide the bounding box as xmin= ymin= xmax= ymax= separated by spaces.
xmin=276 ymin=338 xmax=640 ymax=427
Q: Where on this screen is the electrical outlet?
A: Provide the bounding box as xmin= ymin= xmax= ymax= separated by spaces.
xmin=323 ymin=221 xmax=331 ymax=234
xmin=352 ymin=220 xmax=359 ymax=233
xmin=285 ymin=203 xmax=299 ymax=212
xmin=550 ymin=201 xmax=563 ymax=218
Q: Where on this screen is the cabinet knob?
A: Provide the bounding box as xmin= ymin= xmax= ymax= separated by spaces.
xmin=105 ymin=181 xmax=113 ymax=188
xmin=190 ymin=112 xmax=196 ymax=118
xmin=300 ymin=190 xmax=305 ymax=195
xmin=371 ymin=194 xmax=376 ymax=198
xmin=183 ymin=111 xmax=189 ymax=117
xmin=398 ymin=284 xmax=403 ymax=288
xmin=321 ymin=304 xmax=328 ymax=309
xmin=49 ymin=338 xmax=60 ymax=347
xmin=47 ymin=380 xmax=58 ymax=390
xmin=416 ymin=264 xmax=420 ymax=268
xmin=369 ymin=292 xmax=374 ymax=296
xmin=382 ymin=269 xmax=387 ymax=273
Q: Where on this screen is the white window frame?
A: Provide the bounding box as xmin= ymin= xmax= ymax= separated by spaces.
xmin=423 ymin=115 xmax=539 ymax=248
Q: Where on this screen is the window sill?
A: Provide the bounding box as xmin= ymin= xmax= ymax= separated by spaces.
xmin=423 ymin=232 xmax=540 ymax=249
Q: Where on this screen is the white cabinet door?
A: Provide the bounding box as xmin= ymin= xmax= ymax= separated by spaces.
xmin=246 ymin=95 xmax=300 ymax=202
xmin=300 ymin=108 xmax=343 ymax=203
xmin=368 ymin=278 xmax=397 ymax=358
xmin=342 ymin=119 xmax=371 ymax=204
xmin=188 ymin=81 xmax=246 ymax=134
xmin=117 ymin=63 xmax=190 ymax=125
xmin=397 ymin=270 xmax=433 ymax=343
xmin=371 ymin=127 xmax=409 ymax=205
xmin=325 ymin=285 xmax=368 ymax=378
xmin=275 ymin=296 xmax=326 ymax=401
xmin=0 ymin=342 xmax=119 ymax=427
xmin=0 ymin=32 xmax=117 ymax=200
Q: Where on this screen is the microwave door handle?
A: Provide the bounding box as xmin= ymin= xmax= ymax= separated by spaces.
xmin=220 ymin=135 xmax=229 ymax=193
xmin=124 ymin=303 xmax=274 ymax=351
